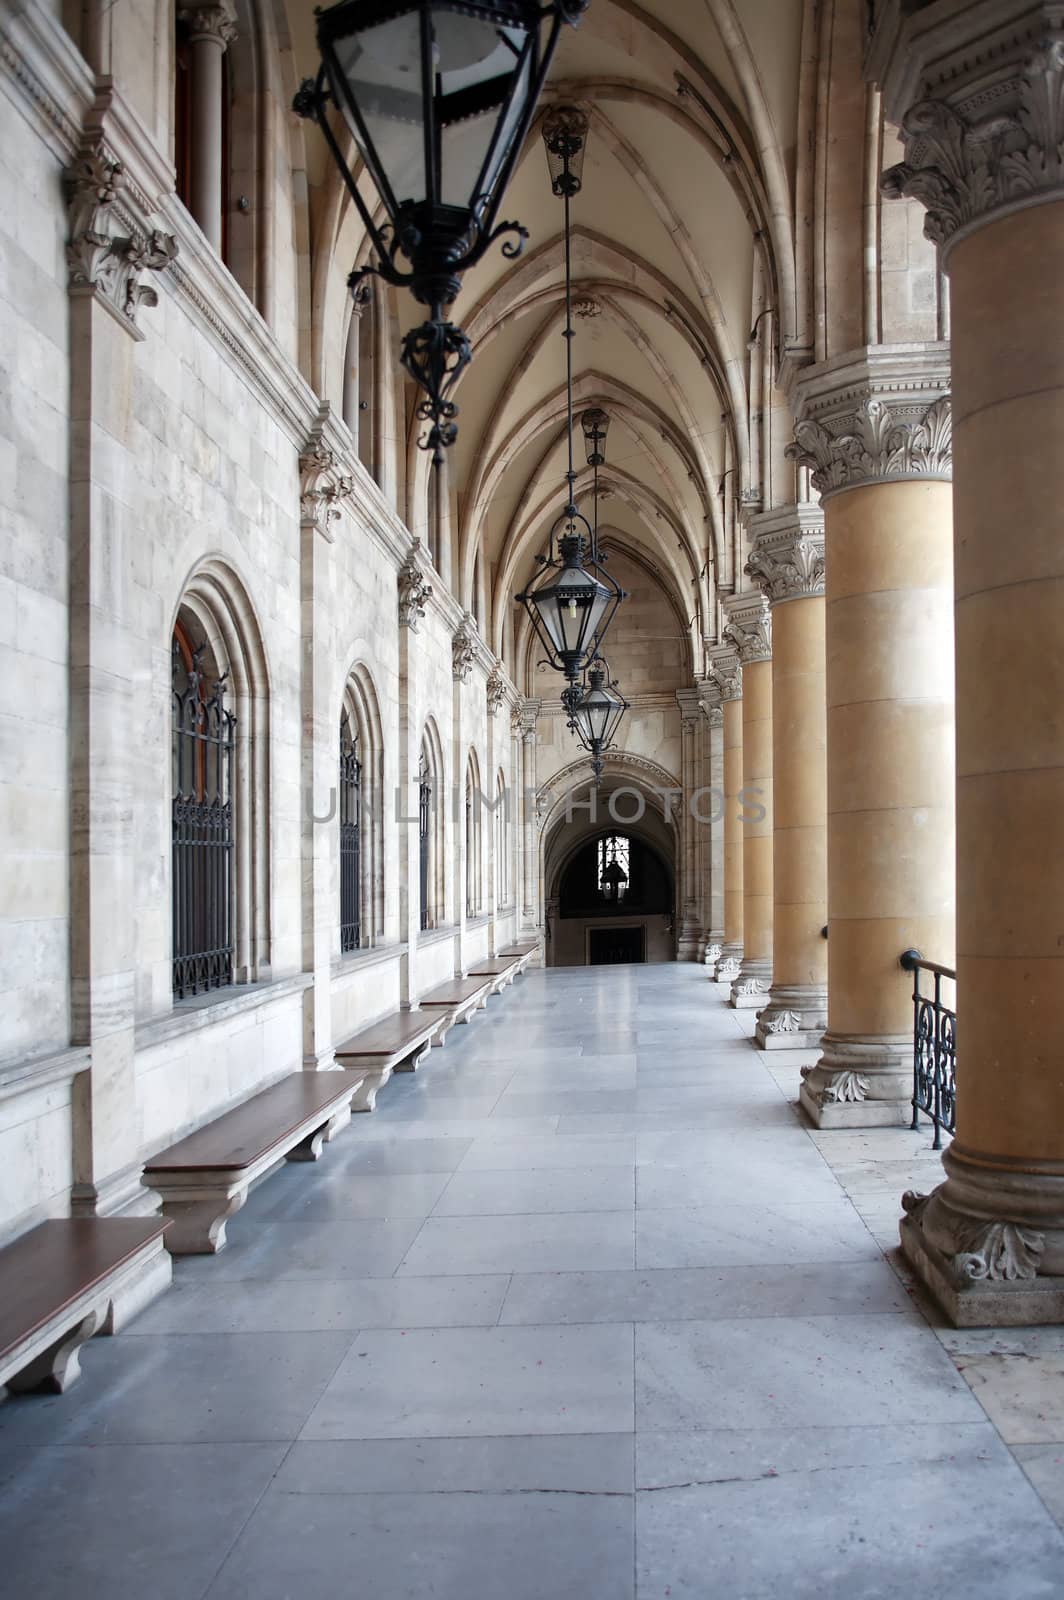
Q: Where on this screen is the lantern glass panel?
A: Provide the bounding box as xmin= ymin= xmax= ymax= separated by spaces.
xmin=331 ymin=15 xmax=425 ymax=214
xmin=438 ymin=17 xmax=533 ymax=208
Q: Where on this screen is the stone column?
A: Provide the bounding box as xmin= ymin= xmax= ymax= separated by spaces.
xmin=707 ymin=646 xmax=743 ymax=987
xmin=179 ymin=4 xmax=237 ymax=252
xmin=788 ymin=345 xmax=954 ymax=1126
xmin=452 ymin=618 xmax=476 ymax=974
xmin=398 ymin=546 xmax=434 ymax=1005
xmin=676 ymin=689 xmax=704 ymax=960
xmin=722 ymin=594 xmax=774 ymax=1010
xmin=298 ymin=439 xmax=352 ymax=1069
xmin=697 ymin=686 xmax=726 ymax=966
xmin=517 ymin=703 xmax=539 ymax=937
xmin=746 ymin=505 xmax=828 ymax=1049
xmin=65 ymin=145 xmax=176 ymax=1216
xmin=871 ymin=0 xmax=1064 ymax=1322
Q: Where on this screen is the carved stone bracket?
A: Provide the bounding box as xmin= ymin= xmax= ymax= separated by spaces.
xmin=299 ymin=443 xmax=353 ymax=541
xmin=65 ymin=146 xmax=177 ymax=334
xmin=705 ymin=646 xmax=742 ymax=703
xmin=452 ymin=618 xmax=478 ymax=683
xmin=746 ymin=505 xmax=826 ymax=606
xmin=399 ymin=543 xmax=433 ymax=631
xmin=178 ymin=3 xmax=238 ymax=46
xmin=486 ymin=670 xmax=507 ymax=716
xmin=722 ymin=593 xmax=772 ymax=665
xmin=870 ymin=7 xmax=1064 ymax=259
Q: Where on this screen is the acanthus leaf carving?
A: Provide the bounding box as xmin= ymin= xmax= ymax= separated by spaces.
xmin=717 ymin=956 xmax=742 ymax=981
xmin=787 ymin=395 xmax=952 ymax=499
xmin=299 ymin=442 xmax=353 ymax=541
xmin=901 ymin=1190 xmax=1046 ymax=1285
xmin=398 ymin=542 xmax=433 ymax=631
xmin=486 ymin=670 xmax=507 ymax=716
xmin=819 ymin=1070 xmax=869 ymax=1105
xmin=706 ymin=651 xmax=742 ymax=703
xmin=722 ymin=597 xmax=772 ymax=665
xmin=65 ymin=145 xmax=177 ymax=332
xmin=452 ymin=619 xmax=478 ymax=683
xmin=746 ymin=529 xmax=825 ymax=605
xmin=881 ymin=38 xmax=1064 ymax=253
xmin=765 ymin=1010 xmax=802 ymax=1035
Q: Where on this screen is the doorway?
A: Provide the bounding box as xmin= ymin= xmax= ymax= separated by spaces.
xmin=589 ymin=925 xmax=646 ymax=965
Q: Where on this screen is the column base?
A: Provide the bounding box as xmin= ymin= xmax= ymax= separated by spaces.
xmin=755 ymin=986 xmax=827 ymax=1050
xmin=730 ymin=958 xmax=772 ymax=1010
xmin=713 ymin=942 xmax=743 ymax=989
xmin=797 ymin=1033 xmax=912 ymax=1127
xmin=900 ymin=1144 xmax=1064 ymax=1327
xmin=676 ymin=921 xmax=703 ymax=962
xmin=702 ymin=937 xmax=723 ymax=974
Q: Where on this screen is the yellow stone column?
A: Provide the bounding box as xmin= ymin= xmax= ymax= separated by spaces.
xmin=706 ymin=646 xmax=743 ymax=988
xmin=746 ymin=505 xmax=828 ymax=1049
xmin=874 ymin=0 xmax=1064 ymax=1322
xmin=722 ymin=594 xmax=774 ymax=1009
xmin=789 ymin=347 xmax=955 ymax=1126
xmin=697 ymin=685 xmax=726 ymax=971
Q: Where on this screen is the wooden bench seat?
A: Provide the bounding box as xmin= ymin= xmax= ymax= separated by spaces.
xmin=468 ymin=952 xmax=531 ymax=994
xmin=419 ymin=975 xmax=492 ymax=1046
xmin=0 ymin=1218 xmax=171 ymax=1394
xmin=334 ymin=1009 xmax=443 ymax=1110
xmin=141 ymin=1072 xmax=360 ymax=1254
xmin=498 ymin=941 xmax=538 ymax=958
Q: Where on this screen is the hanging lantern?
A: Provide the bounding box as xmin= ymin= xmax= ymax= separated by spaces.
xmin=568 ymin=659 xmax=628 ymax=760
xmin=581 ymin=406 xmax=609 ymax=468
xmin=294 ymin=1 xmax=589 ymax=461
xmin=517 ymin=512 xmax=623 ymax=683
xmin=600 ymin=858 xmax=628 ymax=900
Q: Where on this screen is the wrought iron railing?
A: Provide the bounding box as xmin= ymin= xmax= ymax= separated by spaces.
xmin=899 ymin=949 xmax=956 ymax=1149
xmin=339 ymin=719 xmax=361 ymax=953
xmin=419 ymin=763 xmax=431 ymax=931
xmin=172 ymin=656 xmax=235 ymax=999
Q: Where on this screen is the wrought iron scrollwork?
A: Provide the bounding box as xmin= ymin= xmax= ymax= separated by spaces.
xmin=901 ymin=949 xmax=957 ymax=1149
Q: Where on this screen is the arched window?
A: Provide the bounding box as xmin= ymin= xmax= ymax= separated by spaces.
xmin=465 ymin=750 xmax=483 ymax=919
xmin=419 ymin=719 xmax=446 ymax=932
xmin=339 ymin=712 xmax=361 ymax=953
xmin=342 ymin=282 xmax=376 ymax=477
xmin=171 ymin=612 xmax=236 ymax=998
xmin=495 ymin=771 xmax=508 ymax=908
xmin=170 ymin=562 xmax=270 ymax=1001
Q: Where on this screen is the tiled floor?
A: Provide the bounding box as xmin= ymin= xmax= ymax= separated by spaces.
xmin=3 ymin=963 xmax=1064 ymax=1598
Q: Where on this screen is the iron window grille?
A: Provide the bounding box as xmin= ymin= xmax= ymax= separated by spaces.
xmin=419 ymin=754 xmax=432 ymax=931
xmin=340 ymin=713 xmax=361 ymax=953
xmin=172 ymin=641 xmax=236 ymax=999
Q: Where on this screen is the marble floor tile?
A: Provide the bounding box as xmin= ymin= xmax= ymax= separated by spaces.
xmin=1014 ymin=1444 xmax=1064 ymax=1531
xmin=179 ymin=1215 xmax=425 ymax=1281
xmin=636 ymin=1199 xmax=882 ymax=1269
xmin=397 ymin=1210 xmax=635 ymax=1275
xmin=206 ymin=1483 xmax=634 ymax=1600
xmin=275 ymin=1432 xmax=634 ymax=1494
xmin=433 ymin=1164 xmax=635 ymax=1215
xmin=251 ymin=1169 xmax=453 ymax=1221
xmin=950 ymin=1353 xmax=1064 ymax=1445
xmin=300 ymin=1323 xmax=635 ymax=1439
xmin=458 ymin=1132 xmax=637 ymax=1170
xmin=331 ymin=1135 xmax=474 ymax=1173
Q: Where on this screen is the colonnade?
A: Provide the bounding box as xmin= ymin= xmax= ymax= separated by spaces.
xmin=700 ymin=0 xmax=1064 ymax=1327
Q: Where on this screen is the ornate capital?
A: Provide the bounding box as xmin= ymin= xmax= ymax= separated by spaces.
xmin=452 ymin=618 xmax=478 ymax=683
xmin=789 ymin=346 xmax=951 ymax=500
xmin=65 ymin=146 xmax=177 ymax=333
xmin=870 ymin=4 xmax=1064 ymax=258
xmin=745 ymin=504 xmax=826 ymax=605
xmin=486 ymin=670 xmax=507 ymax=716
xmin=721 ymin=593 xmax=772 ymax=665
xmin=705 ymin=644 xmax=742 ymax=702
xmin=179 ymin=3 xmax=237 ymax=47
xmin=398 ymin=543 xmax=433 ymax=631
xmin=299 ymin=443 xmax=353 ymax=541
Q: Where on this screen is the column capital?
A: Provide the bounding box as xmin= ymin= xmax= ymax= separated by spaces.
xmin=299 ymin=442 xmax=353 ymax=541
xmin=788 ymin=344 xmax=952 ymax=501
xmin=705 ymin=643 xmax=742 ymax=702
xmin=695 ymin=678 xmax=724 ymax=727
xmin=179 ymin=2 xmax=238 ymax=47
xmin=675 ymin=687 xmax=703 ymax=728
xmin=745 ymin=503 xmax=826 ymax=606
xmin=452 ymin=616 xmax=478 ymax=683
xmin=868 ymin=1 xmax=1064 ymax=261
xmin=65 ymin=143 xmax=177 ymax=336
xmin=721 ymin=591 xmax=772 ymax=665
xmin=398 ymin=541 xmax=434 ymax=631
xmin=486 ymin=669 xmax=507 ymax=717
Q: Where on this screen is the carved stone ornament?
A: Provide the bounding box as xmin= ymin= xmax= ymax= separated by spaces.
xmin=817 ymin=1069 xmax=869 ymax=1105
xmin=299 ymin=443 xmax=353 ymax=541
xmin=398 ymin=543 xmax=433 ymax=631
xmin=65 ymin=147 xmax=177 ymax=332
xmin=788 ymin=395 xmax=952 ymax=500
xmin=746 ymin=521 xmax=826 ymax=606
xmin=452 ymin=620 xmax=478 ymax=683
xmin=702 ymin=702 xmax=724 ymax=728
xmin=902 ymin=1190 xmax=1046 ymax=1286
xmin=572 ymin=295 xmax=602 ymax=319
xmin=880 ymin=34 xmax=1064 ymax=257
xmin=706 ymin=650 xmax=742 ymax=703
xmin=722 ymin=595 xmax=772 ymax=665
xmin=178 ymin=3 xmax=238 ymax=46
xmin=703 ymin=942 xmax=722 ymax=967
xmin=717 ymin=956 xmax=742 ymax=980
xmin=735 ymin=977 xmax=769 ymax=997
xmin=765 ymin=1011 xmax=802 ymax=1036
xmin=486 ymin=670 xmax=507 ymax=716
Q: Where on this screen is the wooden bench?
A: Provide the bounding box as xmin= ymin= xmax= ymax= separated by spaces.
xmin=468 ymin=945 xmax=535 ymax=994
xmin=0 ymin=1218 xmax=171 ymax=1394
xmin=418 ymin=975 xmax=492 ymax=1047
xmin=333 ymin=1009 xmax=443 ymax=1110
xmin=141 ymin=1071 xmax=360 ymax=1254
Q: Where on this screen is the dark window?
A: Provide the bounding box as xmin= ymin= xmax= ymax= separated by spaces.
xmin=419 ymin=751 xmax=431 ymax=931
xmin=340 ymin=713 xmax=361 ymax=953
xmin=172 ymin=622 xmax=236 ymax=999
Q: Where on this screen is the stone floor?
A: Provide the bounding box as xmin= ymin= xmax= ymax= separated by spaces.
xmin=3 ymin=962 xmax=1064 ymax=1598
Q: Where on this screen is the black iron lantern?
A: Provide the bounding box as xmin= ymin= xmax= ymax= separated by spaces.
xmin=517 ymin=513 xmax=623 ymax=683
xmin=569 ymin=661 xmax=627 ymax=753
xmin=295 ymin=0 xmax=589 ymax=461
xmin=600 ymin=858 xmax=628 ymax=899
xmin=581 ymin=406 xmax=609 ymax=468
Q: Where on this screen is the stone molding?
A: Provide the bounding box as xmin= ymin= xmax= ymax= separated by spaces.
xmin=178 ymin=3 xmax=238 ymax=47
xmin=675 ymin=687 xmax=703 ymax=729
xmin=65 ymin=143 xmax=177 ymax=335
xmin=745 ymin=504 xmax=826 ymax=606
xmin=398 ymin=543 xmax=434 ymax=631
xmin=789 ymin=345 xmax=952 ymax=501
xmin=869 ymin=2 xmax=1064 ymax=260
xmin=299 ymin=442 xmax=353 ymax=541
xmin=452 ymin=617 xmax=478 ymax=683
xmin=705 ymin=643 xmax=742 ymax=702
xmin=721 ymin=592 xmax=772 ymax=665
